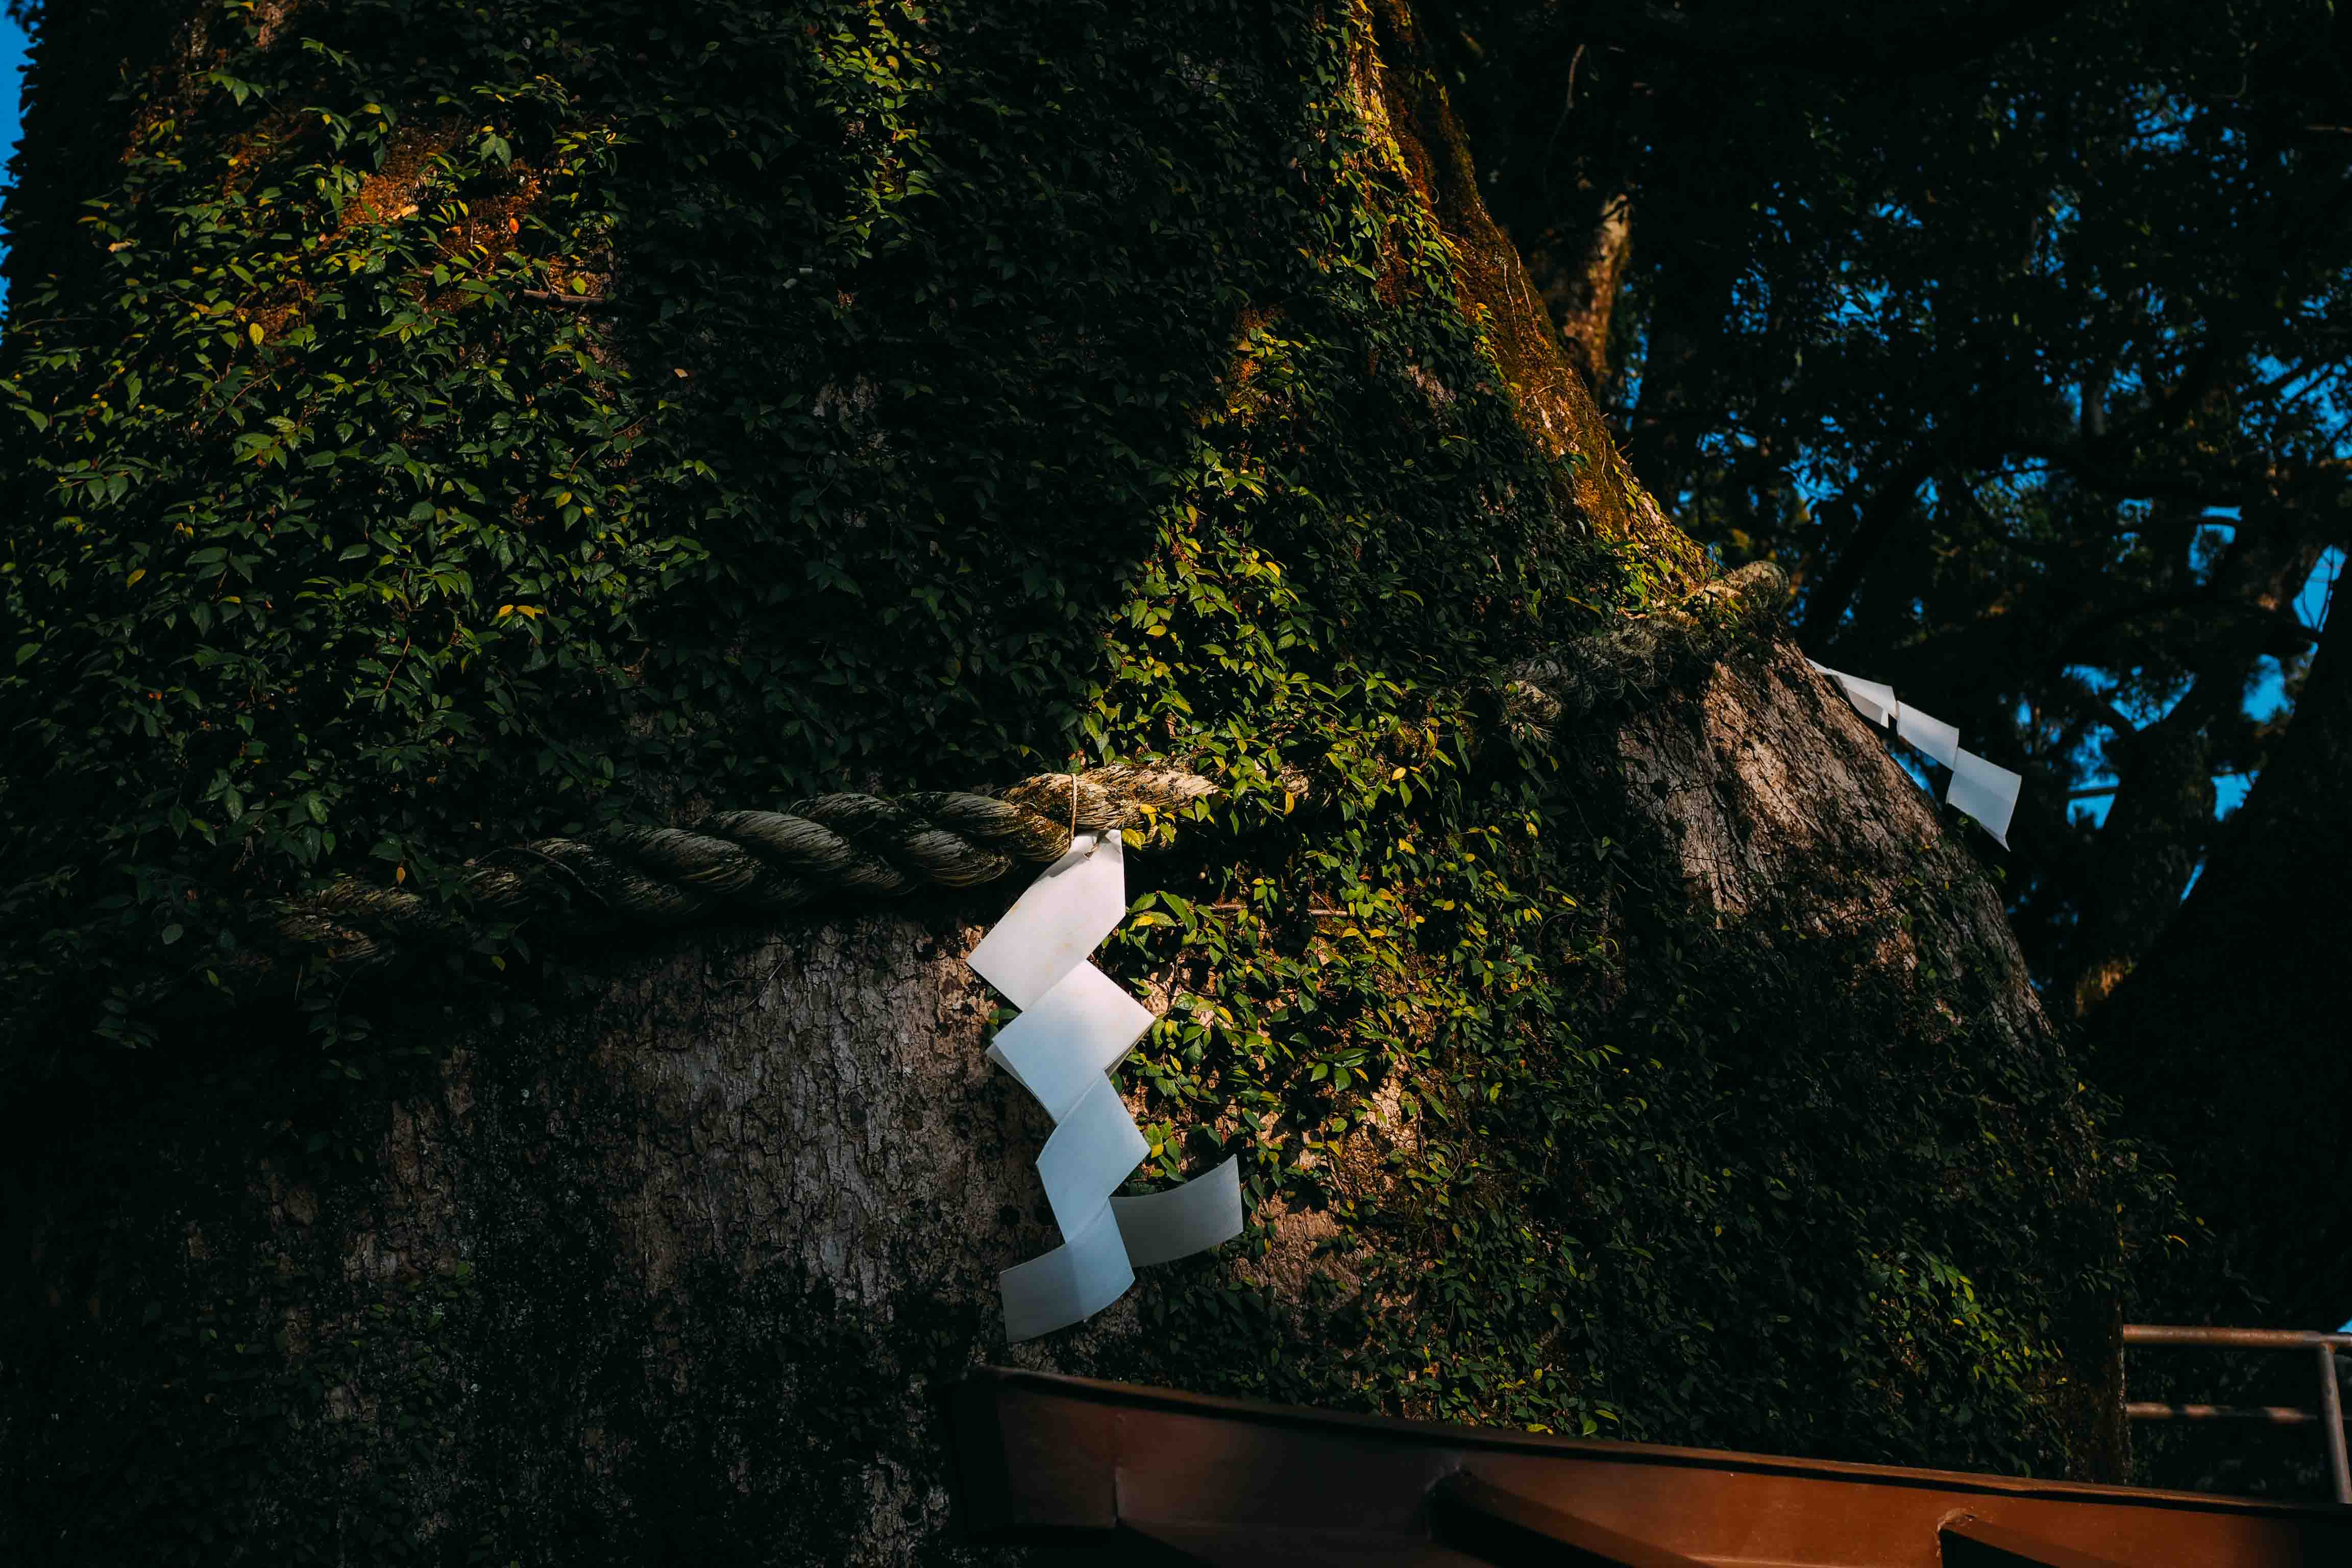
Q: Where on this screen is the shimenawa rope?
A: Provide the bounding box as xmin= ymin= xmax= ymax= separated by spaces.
xmin=254 ymin=765 xmax=1217 ymax=994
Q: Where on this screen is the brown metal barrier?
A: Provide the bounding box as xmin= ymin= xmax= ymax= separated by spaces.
xmin=2122 ymin=1323 xmax=2352 ymax=1504
xmin=950 ymin=1366 xmax=2352 ymax=1564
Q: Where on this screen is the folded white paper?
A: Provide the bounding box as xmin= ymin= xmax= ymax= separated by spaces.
xmin=986 ymin=961 xmax=1154 ymax=1121
xmin=1112 ymin=1156 xmax=1244 ymax=1269
xmin=968 ymin=830 xmax=1131 ymax=1010
xmin=966 ymin=820 xmax=1245 ymax=1342
xmin=1811 ymin=662 xmax=2020 ymax=846
xmin=1947 ymin=749 xmax=2020 ymax=848
xmin=999 ymin=1200 xmax=1136 ymax=1344
xmin=1896 ymin=705 xmax=1961 ymax=770
xmin=1034 ymin=1075 xmax=1149 ymax=1236
xmin=1809 ymin=660 xmax=1897 ymax=727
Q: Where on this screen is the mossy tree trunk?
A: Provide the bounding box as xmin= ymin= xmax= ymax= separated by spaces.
xmin=3 ymin=1 xmax=2160 ymax=1559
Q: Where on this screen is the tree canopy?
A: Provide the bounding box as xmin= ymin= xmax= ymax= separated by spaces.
xmin=1435 ymin=0 xmax=2348 ymax=1016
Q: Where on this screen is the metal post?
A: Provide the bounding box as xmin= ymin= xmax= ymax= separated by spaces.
xmin=2318 ymin=1344 xmax=2351 ymax=1507
xmin=2122 ymin=1326 xmax=2352 ymax=1504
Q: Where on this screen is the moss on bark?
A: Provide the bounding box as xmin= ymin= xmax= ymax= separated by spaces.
xmin=2 ymin=1 xmax=2173 ymax=1558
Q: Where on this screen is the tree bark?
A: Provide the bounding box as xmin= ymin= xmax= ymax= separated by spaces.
xmin=1435 ymin=11 xmax=1650 ymax=393
xmin=1 ymin=1 xmax=2151 ymax=1559
xmin=1529 ymin=188 xmax=1632 ymax=389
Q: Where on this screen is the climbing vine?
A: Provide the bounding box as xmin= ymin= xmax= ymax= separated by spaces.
xmin=0 ymin=0 xmax=2176 ymax=1556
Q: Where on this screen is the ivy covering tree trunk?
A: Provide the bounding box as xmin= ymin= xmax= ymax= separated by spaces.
xmin=3 ymin=0 xmax=2171 ymax=1559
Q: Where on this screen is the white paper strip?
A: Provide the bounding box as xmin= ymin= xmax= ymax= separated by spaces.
xmin=1896 ymin=705 xmax=1961 ymax=770
xmin=967 ymin=819 xmax=1243 ymax=1341
xmin=968 ymin=830 xmax=1130 ymax=1010
xmin=1112 ymin=1155 xmax=1244 ymax=1269
xmin=1812 ymin=662 xmax=2020 ymax=846
xmin=1034 ymin=1075 xmax=1149 ymax=1236
xmin=1809 ymin=660 xmax=1897 ymax=727
xmin=999 ymin=1200 xmax=1136 ymax=1344
xmin=986 ymin=961 xmax=1154 ymax=1121
xmin=1947 ymin=749 xmax=2021 ymax=848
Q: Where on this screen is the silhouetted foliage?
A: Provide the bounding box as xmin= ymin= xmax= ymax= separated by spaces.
xmin=1436 ymin=0 xmax=2348 ymax=1011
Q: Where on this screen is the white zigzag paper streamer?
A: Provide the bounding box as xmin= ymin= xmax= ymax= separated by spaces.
xmin=968 ymin=830 xmax=1244 ymax=1342
xmin=1810 ymin=662 xmax=2022 ymax=847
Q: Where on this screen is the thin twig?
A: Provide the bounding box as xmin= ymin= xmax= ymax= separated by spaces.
xmin=1541 ymin=44 xmax=1589 ymax=181
xmin=519 ymin=289 xmax=614 ymax=309
xmin=1202 ymin=900 xmax=1352 ymax=918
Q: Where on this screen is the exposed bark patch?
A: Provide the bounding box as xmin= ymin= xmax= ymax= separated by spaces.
xmin=1539 ymin=190 xmax=1633 ymax=388
xmin=1237 ymin=1198 xmax=1354 ymax=1297
xmin=1616 ymin=639 xmax=2051 ymax=1047
xmin=47 ymin=909 xmax=1165 ymax=1561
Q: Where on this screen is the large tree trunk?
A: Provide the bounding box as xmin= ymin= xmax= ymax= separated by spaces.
xmin=3 ymin=1 xmax=2155 ymax=1559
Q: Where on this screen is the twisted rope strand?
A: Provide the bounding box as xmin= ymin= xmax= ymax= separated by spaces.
xmin=243 ymin=766 xmax=1219 ymax=1000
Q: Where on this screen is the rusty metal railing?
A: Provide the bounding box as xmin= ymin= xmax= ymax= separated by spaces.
xmin=955 ymin=1366 xmax=2352 ymax=1563
xmin=2122 ymin=1324 xmax=2351 ymax=1504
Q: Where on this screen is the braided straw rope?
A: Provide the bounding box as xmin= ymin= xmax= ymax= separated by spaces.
xmin=263 ymin=765 xmax=1217 ymax=992
xmin=176 ymin=567 xmax=1791 ymax=1011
